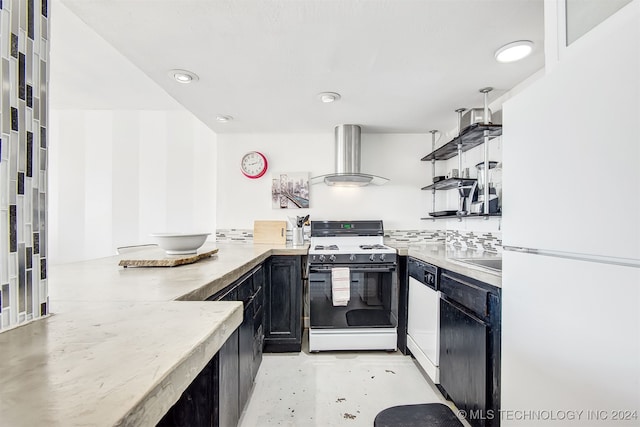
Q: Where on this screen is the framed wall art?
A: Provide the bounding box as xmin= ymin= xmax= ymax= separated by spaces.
xmin=272 ymin=172 xmax=309 ymax=209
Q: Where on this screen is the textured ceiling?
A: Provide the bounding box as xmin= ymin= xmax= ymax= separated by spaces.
xmin=54 ymin=0 xmax=545 ymax=134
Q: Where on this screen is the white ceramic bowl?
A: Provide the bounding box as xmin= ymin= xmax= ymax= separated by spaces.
xmin=150 ymin=233 xmax=211 ymax=255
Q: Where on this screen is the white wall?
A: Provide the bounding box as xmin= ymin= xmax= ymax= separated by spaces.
xmin=49 ymin=0 xmax=217 ymax=264
xmin=49 ymin=110 xmax=217 ymax=264
xmin=216 ymin=132 xmax=449 ymax=231
xmin=49 ymin=0 xmax=510 ymax=261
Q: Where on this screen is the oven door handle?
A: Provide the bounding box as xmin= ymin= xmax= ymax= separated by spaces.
xmin=309 ymin=266 xmax=396 ymax=273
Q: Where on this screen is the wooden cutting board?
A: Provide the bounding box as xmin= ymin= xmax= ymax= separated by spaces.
xmin=253 ymin=220 xmax=287 ymax=244
xmin=119 ymin=249 xmax=219 ymax=268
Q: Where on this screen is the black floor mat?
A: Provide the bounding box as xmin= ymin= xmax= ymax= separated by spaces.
xmin=374 ymin=403 xmax=464 ymax=427
xmin=345 ymin=309 xmax=392 ymax=327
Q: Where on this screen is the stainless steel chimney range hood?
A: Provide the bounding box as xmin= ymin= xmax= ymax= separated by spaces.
xmin=310 ymin=124 xmax=389 ymax=187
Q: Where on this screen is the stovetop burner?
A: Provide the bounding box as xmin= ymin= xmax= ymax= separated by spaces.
xmin=359 ymin=244 xmax=388 ymax=250
xmin=314 ymin=245 xmax=339 ymax=251
xmin=308 ymin=220 xmax=396 ymax=265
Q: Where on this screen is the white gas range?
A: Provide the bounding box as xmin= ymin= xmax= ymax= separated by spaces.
xmin=307 ymin=220 xmax=398 ymax=352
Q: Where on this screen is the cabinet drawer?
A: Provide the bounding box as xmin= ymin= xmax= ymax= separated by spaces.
xmin=253 ymin=286 xmax=264 ymax=314
xmin=253 ymin=304 xmax=264 ymax=330
xmin=440 ymin=272 xmax=489 ymax=319
xmin=252 ymin=265 xmax=264 ymax=292
xmin=237 ymin=277 xmax=253 ymax=302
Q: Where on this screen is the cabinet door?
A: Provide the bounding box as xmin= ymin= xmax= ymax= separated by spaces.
xmin=216 ymin=287 xmax=240 ymax=427
xmin=216 ymin=330 xmax=239 ymax=427
xmin=439 ymin=298 xmax=488 ymax=427
xmin=238 ymin=277 xmax=254 ymax=412
xmin=264 ymin=256 xmax=302 ymax=352
xmin=157 ymin=356 xmax=217 ymax=427
xmin=252 ymin=286 xmax=264 ymax=378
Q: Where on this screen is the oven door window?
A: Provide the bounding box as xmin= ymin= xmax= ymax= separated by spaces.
xmin=309 ymin=268 xmax=397 ymax=329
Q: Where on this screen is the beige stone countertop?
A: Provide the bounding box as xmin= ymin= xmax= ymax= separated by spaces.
xmin=49 ymin=242 xmax=309 ymax=304
xmin=388 ymin=242 xmax=502 ymax=288
xmin=1 ymin=242 xmax=308 ymax=427
xmin=0 ymin=300 xmax=243 ymax=427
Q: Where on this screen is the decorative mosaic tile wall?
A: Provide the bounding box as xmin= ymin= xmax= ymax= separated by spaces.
xmin=0 ymin=0 xmax=49 ymax=331
xmin=216 ymin=227 xmax=312 ymax=243
xmin=446 ymin=230 xmax=502 ymax=253
xmin=216 ymin=228 xmax=449 ymax=245
xmin=215 ymin=229 xmax=254 ymax=242
xmin=384 ymin=229 xmax=446 ymax=244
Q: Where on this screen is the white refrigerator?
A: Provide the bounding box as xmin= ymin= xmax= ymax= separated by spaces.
xmin=501 ymin=2 xmax=640 ymax=426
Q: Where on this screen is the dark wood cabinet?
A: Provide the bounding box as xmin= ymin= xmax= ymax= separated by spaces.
xmin=157 ymin=355 xmax=218 ymax=427
xmin=213 ymin=266 xmax=265 ymax=426
xmin=264 ymin=256 xmax=302 ymax=352
xmin=438 ymin=270 xmax=501 ymax=427
xmin=216 ymin=286 xmax=241 ymax=427
xmin=157 ymin=329 xmax=243 ymax=427
xmin=157 ymin=255 xmax=303 ymax=426
xmin=440 ymin=298 xmax=488 ymax=424
xmin=215 ymin=330 xmax=239 ymax=427
xmin=217 ymin=266 xmax=264 ymax=423
xmin=236 ymin=274 xmax=255 ymax=418
xmin=159 ymin=265 xmax=266 ymax=427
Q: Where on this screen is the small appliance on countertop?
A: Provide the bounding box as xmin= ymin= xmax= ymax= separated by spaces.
xmin=470 ymin=161 xmax=500 ymax=214
xmin=459 ymin=107 xmax=502 ymax=130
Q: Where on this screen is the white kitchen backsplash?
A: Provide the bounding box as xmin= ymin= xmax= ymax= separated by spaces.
xmin=0 ymin=0 xmax=50 ymax=332
xmin=217 ymin=228 xmax=450 ymax=245
xmin=216 ymin=227 xmax=312 ymax=243
xmin=384 ymin=229 xmax=446 ymax=244
xmin=446 ymin=230 xmax=502 ymax=253
xmin=216 ymin=229 xmax=254 ymax=242
xmin=216 ymin=228 xmax=501 ymax=253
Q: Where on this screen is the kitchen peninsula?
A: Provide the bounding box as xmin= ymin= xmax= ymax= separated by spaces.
xmin=0 ymin=242 xmax=307 ymax=427
xmin=0 ymin=239 xmax=503 ymax=427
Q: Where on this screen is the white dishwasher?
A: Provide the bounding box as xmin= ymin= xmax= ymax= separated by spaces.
xmin=406 ymin=258 xmax=440 ymax=384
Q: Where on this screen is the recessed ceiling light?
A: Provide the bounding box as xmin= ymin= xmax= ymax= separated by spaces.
xmin=169 ymin=69 xmax=199 ymax=83
xmin=317 ymin=92 xmax=341 ymax=103
xmin=216 ymin=115 xmax=233 ymax=123
xmin=494 ymin=40 xmax=534 ymax=63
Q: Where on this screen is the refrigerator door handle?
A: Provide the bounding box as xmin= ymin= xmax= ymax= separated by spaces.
xmin=504 ymin=246 xmax=640 ymax=268
xmin=503 ymin=246 xmax=533 ymax=254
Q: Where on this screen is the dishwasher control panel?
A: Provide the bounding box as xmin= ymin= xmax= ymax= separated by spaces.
xmin=408 ymin=258 xmax=439 ymax=290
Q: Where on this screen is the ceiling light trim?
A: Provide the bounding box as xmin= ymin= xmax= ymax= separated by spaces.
xmin=494 ymin=40 xmax=534 ymax=63
xmin=216 ymin=115 xmax=233 ymax=123
xmin=169 ymin=69 xmax=200 ymax=83
xmin=317 ymin=92 xmax=341 ymax=103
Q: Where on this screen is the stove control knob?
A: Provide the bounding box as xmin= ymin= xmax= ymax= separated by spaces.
xmin=329 ymin=254 xmax=336 ymax=262
xmin=380 ymin=253 xmax=386 ymax=261
xmin=319 ymin=254 xmax=326 ymax=262
xmin=349 ymin=254 xmax=356 ymax=262
xmin=369 ymin=254 xmax=375 ymax=261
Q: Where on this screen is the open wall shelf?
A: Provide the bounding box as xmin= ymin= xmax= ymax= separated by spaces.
xmin=421 ymin=213 xmax=502 ymax=221
xmin=421 ymin=124 xmax=502 ymax=161
xmin=421 ymin=178 xmax=476 ymax=191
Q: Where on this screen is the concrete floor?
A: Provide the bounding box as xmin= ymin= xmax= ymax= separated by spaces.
xmin=239 ymin=335 xmax=457 ymax=426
